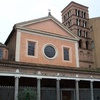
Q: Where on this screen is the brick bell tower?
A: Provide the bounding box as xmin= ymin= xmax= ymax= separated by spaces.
xmin=61 ymin=1 xmax=94 ymax=68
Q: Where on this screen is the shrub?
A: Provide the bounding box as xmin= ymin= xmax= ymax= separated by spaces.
xmin=18 ymin=88 xmax=37 ymax=100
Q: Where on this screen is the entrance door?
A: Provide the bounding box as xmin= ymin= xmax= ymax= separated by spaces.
xmin=62 ymin=90 xmax=73 ymax=100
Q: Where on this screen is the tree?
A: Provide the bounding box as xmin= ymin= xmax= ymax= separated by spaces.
xmin=18 ymin=88 xmax=37 ymax=100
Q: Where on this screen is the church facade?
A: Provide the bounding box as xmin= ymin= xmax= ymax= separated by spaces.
xmin=0 ymin=1 xmax=100 ymax=100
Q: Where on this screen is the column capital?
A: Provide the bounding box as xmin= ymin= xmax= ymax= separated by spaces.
xmin=76 ymin=79 xmax=80 ymax=81
xmin=56 ymin=78 xmax=61 ymax=81
xmin=14 ymin=75 xmax=20 ymax=78
xmin=37 ymin=77 xmax=42 ymax=79
xmin=90 ymin=80 xmax=94 ymax=82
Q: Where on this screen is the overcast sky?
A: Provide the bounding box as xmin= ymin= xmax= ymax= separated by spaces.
xmin=0 ymin=0 xmax=100 ymax=43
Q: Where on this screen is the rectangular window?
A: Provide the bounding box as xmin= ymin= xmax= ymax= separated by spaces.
xmin=28 ymin=41 xmax=35 ymax=56
xmin=0 ymin=49 xmax=3 ymax=59
xmin=63 ymin=48 xmax=69 ymax=61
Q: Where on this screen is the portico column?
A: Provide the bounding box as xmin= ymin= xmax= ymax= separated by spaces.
xmin=75 ymin=80 xmax=79 ymax=100
xmin=90 ymin=81 xmax=94 ymax=100
xmin=14 ymin=76 xmax=19 ymax=100
xmin=37 ymin=78 xmax=41 ymax=100
xmin=56 ymin=79 xmax=60 ymax=100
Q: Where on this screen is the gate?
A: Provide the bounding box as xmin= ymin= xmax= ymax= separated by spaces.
xmin=0 ymin=86 xmax=14 ymax=100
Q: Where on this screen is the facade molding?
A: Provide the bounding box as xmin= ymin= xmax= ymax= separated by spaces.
xmin=0 ymin=72 xmax=100 ymax=82
xmin=75 ymin=42 xmax=80 ymax=67
xmin=15 ymin=31 xmax=21 ymax=61
xmin=16 ymin=26 xmax=79 ymax=42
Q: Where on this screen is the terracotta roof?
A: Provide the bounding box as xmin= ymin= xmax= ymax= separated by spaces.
xmin=0 ymin=60 xmax=100 ymax=75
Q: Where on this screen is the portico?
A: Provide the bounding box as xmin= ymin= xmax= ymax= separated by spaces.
xmin=0 ymin=61 xmax=100 ymax=100
xmin=0 ymin=71 xmax=100 ymax=100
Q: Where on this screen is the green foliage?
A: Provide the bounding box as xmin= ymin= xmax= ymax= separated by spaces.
xmin=18 ymin=88 xmax=37 ymax=100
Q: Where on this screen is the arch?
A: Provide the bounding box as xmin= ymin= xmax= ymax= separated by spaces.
xmin=81 ymin=11 xmax=83 ymax=18
xmin=79 ymin=19 xmax=81 ymax=26
xmin=75 ymin=9 xmax=77 ymax=15
xmin=68 ymin=21 xmax=70 ymax=27
xmin=85 ymin=32 xmax=88 ymax=38
xmin=78 ymin=10 xmax=80 ymax=16
xmin=91 ymin=41 xmax=94 ymax=49
xmin=67 ymin=12 xmax=69 ymax=17
xmin=86 ymin=41 xmax=89 ymax=49
xmin=77 ymin=29 xmax=82 ymax=37
xmin=64 ymin=14 xmax=67 ymax=21
xmin=79 ymin=39 xmax=82 ymax=48
xmin=69 ymin=10 xmax=71 ymax=16
xmin=84 ymin=12 xmax=86 ymax=18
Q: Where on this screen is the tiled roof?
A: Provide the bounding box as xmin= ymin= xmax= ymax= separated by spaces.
xmin=0 ymin=60 xmax=100 ymax=74
xmin=0 ymin=42 xmax=8 ymax=49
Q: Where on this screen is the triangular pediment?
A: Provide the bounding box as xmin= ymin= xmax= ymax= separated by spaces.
xmin=15 ymin=15 xmax=79 ymax=41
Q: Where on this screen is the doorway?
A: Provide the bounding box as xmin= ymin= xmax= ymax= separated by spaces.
xmin=61 ymin=90 xmax=75 ymax=100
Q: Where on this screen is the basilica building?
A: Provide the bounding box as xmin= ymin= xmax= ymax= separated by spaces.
xmin=0 ymin=1 xmax=100 ymax=100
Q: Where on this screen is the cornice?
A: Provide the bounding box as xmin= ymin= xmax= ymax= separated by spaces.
xmin=16 ymin=26 xmax=79 ymax=42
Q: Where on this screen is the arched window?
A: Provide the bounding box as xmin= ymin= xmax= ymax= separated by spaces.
xmin=64 ymin=14 xmax=67 ymax=21
xmin=70 ymin=20 xmax=71 ymax=26
xmin=77 ymin=29 xmax=82 ymax=37
xmin=69 ymin=10 xmax=71 ymax=16
xmin=91 ymin=41 xmax=94 ymax=49
xmin=79 ymin=20 xmax=81 ymax=26
xmin=75 ymin=9 xmax=77 ymax=16
xmin=0 ymin=48 xmax=3 ymax=59
xmin=76 ymin=19 xmax=80 ymax=26
xmin=81 ymin=11 xmax=83 ymax=18
xmin=79 ymin=39 xmax=82 ymax=48
xmin=68 ymin=21 xmax=70 ymax=27
xmin=78 ymin=10 xmax=80 ymax=17
xmin=86 ymin=41 xmax=89 ymax=49
xmin=85 ymin=32 xmax=88 ymax=38
xmin=84 ymin=12 xmax=86 ymax=18
xmin=76 ymin=19 xmax=78 ymax=25
xmin=68 ymin=12 xmax=69 ymax=18
xmin=64 ymin=16 xmax=66 ymax=21
xmin=84 ymin=22 xmax=87 ymax=27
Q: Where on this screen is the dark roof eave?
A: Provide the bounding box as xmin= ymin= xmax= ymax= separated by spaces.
xmin=0 ymin=60 xmax=100 ymax=74
xmin=5 ymin=26 xmax=16 ymax=45
xmin=61 ymin=1 xmax=88 ymax=13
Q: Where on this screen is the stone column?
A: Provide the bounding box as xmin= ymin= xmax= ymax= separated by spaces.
xmin=90 ymin=81 xmax=94 ymax=100
xmin=56 ymin=79 xmax=60 ymax=100
xmin=37 ymin=78 xmax=41 ymax=100
xmin=75 ymin=80 xmax=79 ymax=100
xmin=14 ymin=76 xmax=19 ymax=100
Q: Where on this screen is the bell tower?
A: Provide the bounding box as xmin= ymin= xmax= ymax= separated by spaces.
xmin=61 ymin=2 xmax=94 ymax=68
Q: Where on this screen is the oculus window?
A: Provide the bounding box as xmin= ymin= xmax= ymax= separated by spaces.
xmin=0 ymin=49 xmax=3 ymax=59
xmin=28 ymin=41 xmax=35 ymax=56
xmin=44 ymin=45 xmax=56 ymax=59
xmin=63 ymin=48 xmax=69 ymax=61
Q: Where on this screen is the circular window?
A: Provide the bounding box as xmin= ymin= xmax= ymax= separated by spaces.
xmin=44 ymin=45 xmax=56 ymax=58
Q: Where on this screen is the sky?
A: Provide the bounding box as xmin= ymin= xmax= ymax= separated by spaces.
xmin=0 ymin=0 xmax=100 ymax=43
